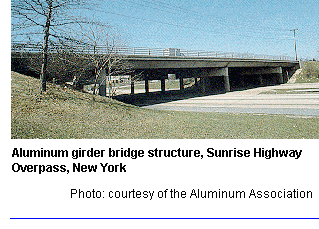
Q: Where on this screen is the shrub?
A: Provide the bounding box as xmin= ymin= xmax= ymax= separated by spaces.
xmin=301 ymin=61 xmax=319 ymax=79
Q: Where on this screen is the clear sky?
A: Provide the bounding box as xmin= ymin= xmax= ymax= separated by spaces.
xmin=92 ymin=0 xmax=318 ymax=59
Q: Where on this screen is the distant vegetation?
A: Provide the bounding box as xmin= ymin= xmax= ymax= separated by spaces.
xmin=295 ymin=61 xmax=319 ymax=83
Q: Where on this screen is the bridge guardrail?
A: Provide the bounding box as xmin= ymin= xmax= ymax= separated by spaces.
xmin=11 ymin=42 xmax=294 ymax=61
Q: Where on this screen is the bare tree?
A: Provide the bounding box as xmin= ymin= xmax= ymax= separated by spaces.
xmin=11 ymin=0 xmax=98 ymax=92
xmin=61 ymin=24 xmax=132 ymax=97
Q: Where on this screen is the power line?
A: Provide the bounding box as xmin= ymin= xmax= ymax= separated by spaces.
xmin=95 ymin=8 xmax=293 ymax=41
xmin=106 ymin=0 xmax=288 ymax=35
xmin=125 ymin=0 xmax=291 ymax=33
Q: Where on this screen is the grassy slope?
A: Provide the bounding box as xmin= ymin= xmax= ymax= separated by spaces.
xmin=295 ymin=61 xmax=319 ymax=83
xmin=11 ymin=72 xmax=319 ymax=139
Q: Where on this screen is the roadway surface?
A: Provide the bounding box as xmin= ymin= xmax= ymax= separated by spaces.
xmin=143 ymin=83 xmax=319 ymax=117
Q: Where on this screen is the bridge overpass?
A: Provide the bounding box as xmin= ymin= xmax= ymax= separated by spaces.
xmin=11 ymin=43 xmax=300 ymax=95
xmin=124 ymin=53 xmax=299 ymax=95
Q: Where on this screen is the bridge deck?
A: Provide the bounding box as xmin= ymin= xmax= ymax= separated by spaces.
xmin=124 ymin=55 xmax=299 ymax=70
xmin=11 ymin=42 xmax=300 ymax=96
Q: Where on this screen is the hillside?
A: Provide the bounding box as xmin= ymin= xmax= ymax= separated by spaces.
xmin=294 ymin=61 xmax=319 ymax=83
xmin=11 ymin=72 xmax=319 ymax=139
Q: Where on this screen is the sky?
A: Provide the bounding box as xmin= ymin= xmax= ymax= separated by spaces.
xmin=91 ymin=0 xmax=319 ymax=60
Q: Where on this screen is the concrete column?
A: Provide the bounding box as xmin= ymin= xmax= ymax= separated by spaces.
xmin=206 ymin=67 xmax=230 ymax=93
xmin=201 ymin=77 xmax=206 ymax=94
xmin=258 ymin=75 xmax=263 ymax=86
xmin=180 ymin=77 xmax=184 ymax=91
xmin=161 ymin=79 xmax=165 ymax=92
xmin=130 ymin=81 xmax=134 ymax=94
xmin=224 ymin=75 xmax=230 ymax=92
xmin=223 ymin=67 xmax=230 ymax=92
xmin=278 ymin=67 xmax=283 ymax=84
xmin=145 ymin=79 xmax=149 ymax=93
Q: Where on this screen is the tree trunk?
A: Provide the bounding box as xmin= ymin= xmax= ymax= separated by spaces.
xmin=40 ymin=0 xmax=53 ymax=92
xmin=108 ymin=60 xmax=112 ymax=98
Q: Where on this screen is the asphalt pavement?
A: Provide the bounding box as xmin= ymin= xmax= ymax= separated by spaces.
xmin=144 ymin=83 xmax=319 ymax=116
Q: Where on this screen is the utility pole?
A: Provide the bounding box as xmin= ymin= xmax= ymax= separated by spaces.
xmin=290 ymin=29 xmax=298 ymax=61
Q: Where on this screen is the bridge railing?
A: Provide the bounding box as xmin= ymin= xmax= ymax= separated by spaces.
xmin=11 ymin=42 xmax=294 ymax=61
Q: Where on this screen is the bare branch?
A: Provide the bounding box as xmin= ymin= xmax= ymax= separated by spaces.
xmin=12 ymin=0 xmax=130 ymax=96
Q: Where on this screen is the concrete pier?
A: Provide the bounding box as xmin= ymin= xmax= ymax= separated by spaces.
xmin=161 ymin=79 xmax=165 ymax=92
xmin=131 ymin=81 xmax=134 ymax=94
xmin=180 ymin=77 xmax=184 ymax=91
xmin=145 ymin=79 xmax=149 ymax=93
xmin=124 ymin=56 xmax=299 ymax=96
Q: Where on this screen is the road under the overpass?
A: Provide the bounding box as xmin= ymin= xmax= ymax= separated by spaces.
xmin=143 ymin=83 xmax=319 ymax=117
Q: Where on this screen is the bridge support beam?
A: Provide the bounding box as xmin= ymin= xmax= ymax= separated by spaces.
xmin=237 ymin=67 xmax=283 ymax=76
xmin=200 ymin=77 xmax=206 ymax=94
xmin=277 ymin=67 xmax=284 ymax=84
xmin=258 ymin=75 xmax=263 ymax=86
xmin=130 ymin=81 xmax=134 ymax=94
xmin=207 ymin=67 xmax=230 ymax=92
xmin=198 ymin=67 xmax=230 ymax=94
xmin=161 ymin=79 xmax=165 ymax=92
xmin=180 ymin=77 xmax=184 ymax=91
xmin=145 ymin=79 xmax=149 ymax=93
xmin=224 ymin=74 xmax=230 ymax=92
xmin=236 ymin=67 xmax=284 ymax=85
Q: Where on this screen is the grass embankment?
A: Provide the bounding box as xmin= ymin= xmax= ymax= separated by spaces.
xmin=295 ymin=61 xmax=319 ymax=83
xmin=11 ymin=72 xmax=319 ymax=139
